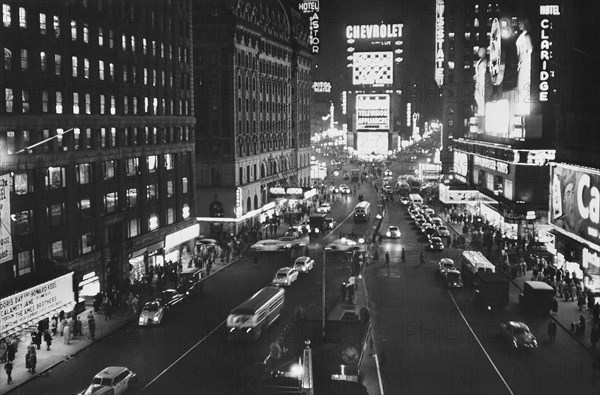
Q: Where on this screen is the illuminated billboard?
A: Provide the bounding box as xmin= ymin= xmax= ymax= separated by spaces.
xmin=550 ymin=163 xmax=600 ymax=247
xmin=452 ymin=151 xmax=468 ymax=180
xmin=352 ymin=51 xmax=393 ymax=86
xmin=356 ymin=94 xmax=389 ymax=130
xmin=346 ymin=23 xmax=403 ymax=40
xmin=356 ymin=131 xmax=388 ymax=156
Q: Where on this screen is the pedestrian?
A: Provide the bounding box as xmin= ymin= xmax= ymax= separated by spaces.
xmin=63 ymin=320 xmax=71 ymax=344
xmin=347 ymin=283 xmax=355 ymax=304
xmin=75 ymin=316 xmax=83 ymax=337
xmin=401 ymin=248 xmax=406 ymax=264
xmin=578 ymin=293 xmax=586 ymax=310
xmin=43 ymin=329 xmax=52 ymax=351
xmin=4 ymin=360 xmax=13 ymax=384
xmin=126 ymin=292 xmax=134 ymax=315
xmin=87 ymin=311 xmax=96 ymax=340
xmin=206 ymin=261 xmax=212 ymax=276
xmin=547 ymin=320 xmax=557 ymax=342
xmin=551 ymin=298 xmax=558 ymax=316
xmin=570 ymin=283 xmax=577 ymax=302
xmin=587 ymin=292 xmax=595 ymax=313
xmin=103 ymin=298 xmax=112 ymax=320
xmin=419 ymin=252 xmax=425 ymax=266
xmin=132 ymin=295 xmax=140 ymax=316
xmin=340 ymin=282 xmax=347 ymax=301
xmin=0 ymin=339 xmax=6 ymax=363
xmin=384 ymin=252 xmax=390 ymax=268
xmin=29 ymin=351 xmax=36 ymax=373
xmin=6 ymin=341 xmax=15 ymax=362
xmin=591 ymin=324 xmax=599 ymax=348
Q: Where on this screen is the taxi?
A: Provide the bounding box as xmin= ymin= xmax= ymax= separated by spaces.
xmin=80 ymin=366 xmax=136 ymax=395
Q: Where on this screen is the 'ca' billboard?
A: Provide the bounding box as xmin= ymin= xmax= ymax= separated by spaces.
xmin=550 ymin=163 xmax=600 ymax=246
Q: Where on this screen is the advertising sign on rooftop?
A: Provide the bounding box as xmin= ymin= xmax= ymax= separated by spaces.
xmin=352 ymin=51 xmax=393 ymax=86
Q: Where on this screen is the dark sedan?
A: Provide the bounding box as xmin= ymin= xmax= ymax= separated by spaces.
xmin=156 ymin=289 xmax=185 ymax=309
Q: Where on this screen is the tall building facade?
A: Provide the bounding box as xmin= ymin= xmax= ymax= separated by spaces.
xmin=193 ymin=0 xmax=312 ymax=238
xmin=0 ymin=0 xmax=195 ymax=338
xmin=437 ymin=0 xmax=558 ymax=241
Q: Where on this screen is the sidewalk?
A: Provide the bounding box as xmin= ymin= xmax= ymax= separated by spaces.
xmin=440 ymin=211 xmax=598 ymax=356
xmin=3 ymin=242 xmax=253 ymax=395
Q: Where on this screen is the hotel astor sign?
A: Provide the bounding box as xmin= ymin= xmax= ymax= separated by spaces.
xmin=346 ymin=23 xmax=403 ymax=40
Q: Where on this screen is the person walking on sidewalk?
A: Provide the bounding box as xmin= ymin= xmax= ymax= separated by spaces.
xmin=419 ymin=252 xmax=425 ymax=266
xmin=132 ymin=295 xmax=140 ymax=316
xmin=340 ymin=282 xmax=347 ymax=301
xmin=401 ymin=248 xmax=406 ymax=264
xmin=551 ymin=298 xmax=558 ymax=316
xmin=384 ymin=252 xmax=390 ymax=268
xmin=547 ymin=320 xmax=557 ymax=342
xmin=578 ymin=293 xmax=586 ymax=310
xmin=103 ymin=298 xmax=113 ymax=320
xmin=5 ymin=360 xmax=13 ymax=384
xmin=63 ymin=319 xmax=72 ymax=345
xmin=87 ymin=311 xmax=96 ymax=340
xmin=43 ymin=329 xmax=52 ymax=351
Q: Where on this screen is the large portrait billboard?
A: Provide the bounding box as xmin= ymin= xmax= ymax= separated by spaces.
xmin=356 ymin=94 xmax=389 ymax=130
xmin=550 ymin=164 xmax=600 ymax=246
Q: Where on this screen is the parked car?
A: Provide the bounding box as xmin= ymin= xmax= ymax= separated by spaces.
xmin=176 ymin=267 xmax=204 ymax=296
xmin=272 ymin=267 xmax=299 ymax=287
xmin=429 ymin=236 xmax=444 ymax=250
xmin=500 ymin=321 xmax=538 ymax=349
xmin=138 ymin=301 xmax=165 ymax=326
xmin=339 ymin=184 xmax=351 ymax=194
xmin=437 ymin=225 xmax=451 ymax=237
xmin=444 ymin=269 xmax=463 ymax=288
xmin=438 ymin=258 xmax=456 ymax=276
xmin=385 ymin=226 xmax=401 ymax=239
xmin=80 ymin=366 xmax=136 ymax=395
xmin=293 ymin=256 xmax=315 ymax=273
xmin=250 ymin=240 xmax=288 ymax=252
xmin=156 ymin=289 xmax=185 ymax=309
xmin=284 ymin=227 xmax=301 ymax=238
xmin=316 ymin=203 xmax=331 ymax=213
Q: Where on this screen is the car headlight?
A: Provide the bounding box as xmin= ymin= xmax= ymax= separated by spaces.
xmin=386 ymin=232 xmax=391 ymax=237
xmin=139 ymin=318 xmax=144 ymax=324
xmin=153 ymin=316 xmax=160 ymax=322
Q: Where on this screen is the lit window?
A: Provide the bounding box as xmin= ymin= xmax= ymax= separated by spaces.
xmin=16 ymin=250 xmax=33 ymax=276
xmin=4 ymin=48 xmax=11 ymax=70
xmin=103 ymin=160 xmax=115 ymax=179
xmin=109 ymin=62 xmax=114 ymax=81
xmin=50 ymin=240 xmax=64 ymax=259
xmin=99 ymin=60 xmax=104 ymax=80
xmin=127 ymin=188 xmax=137 ymax=207
xmin=164 ymin=154 xmax=174 ymax=170
xmin=21 ymin=90 xmax=29 ymax=113
xmin=146 ymin=184 xmax=157 ymax=202
xmin=71 ymin=56 xmax=77 ymax=77
xmin=122 ymin=65 xmax=127 ymax=82
xmin=98 ymin=27 xmax=103 ymax=46
xmin=182 ymin=204 xmax=190 ymax=219
xmin=109 ymin=29 xmax=113 ymax=48
xmin=84 ymin=58 xmax=89 ymax=78
xmin=73 ymin=92 xmax=79 ymax=114
xmin=126 ymin=158 xmax=138 ymax=176
xmin=46 ymin=166 xmax=65 ymax=189
xmin=83 ymin=23 xmax=88 ymax=43
xmin=100 ymin=95 xmax=105 ymax=114
xmin=144 ymin=97 xmax=149 ymax=113
xmin=53 ymin=15 xmax=60 ymax=37
xmin=81 ymin=233 xmax=94 ymax=254
xmin=104 ymin=192 xmax=117 ymax=213
xmin=20 ymin=49 xmax=28 ymax=70
xmin=147 ymin=155 xmax=157 ymax=172
xmin=18 ymin=7 xmax=26 ymax=28
xmin=39 ymin=13 xmax=46 ymax=34
xmin=77 ymin=163 xmax=91 ymax=184
xmin=128 ymin=218 xmax=139 ymax=237
xmin=122 ymin=34 xmax=126 ymax=50
xmin=167 ymin=181 xmax=174 ymax=197
xmin=148 ymin=213 xmax=159 ymax=230
xmin=110 ymin=95 xmax=115 ymax=115
xmin=142 ymin=38 xmax=147 ymax=54
xmin=167 ymin=208 xmax=174 ymax=224
xmin=71 ymin=20 xmax=76 ymax=41
xmin=73 ymin=128 xmax=81 ymax=149
xmin=143 ymin=68 xmax=147 ymax=84
xmin=85 ymin=93 xmax=91 ymax=114
xmin=131 ymin=35 xmax=135 ymax=52
xmin=123 ymin=96 xmax=128 ymax=114
xmin=12 ymin=210 xmax=32 ymax=235
xmin=182 ymin=177 xmax=188 ymax=194
xmin=12 ymin=172 xmax=32 ymax=195
xmin=54 ymin=54 xmax=61 ymax=75
xmin=40 ymin=51 xmax=47 ymax=71
xmin=55 ymin=91 xmax=62 ymax=113
xmin=109 ymin=127 xmax=116 ymax=146
xmin=2 ymin=4 xmax=10 ymax=27
xmin=42 ymin=90 xmax=48 ymax=112
xmin=5 ymin=88 xmax=13 ymax=112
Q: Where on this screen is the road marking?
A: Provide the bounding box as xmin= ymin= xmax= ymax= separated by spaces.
xmin=323 ymin=211 xmax=355 ymax=240
xmin=447 ymin=290 xmax=514 ymax=395
xmin=362 ymin=271 xmax=385 ymax=395
xmin=137 ymin=320 xmax=226 ymax=394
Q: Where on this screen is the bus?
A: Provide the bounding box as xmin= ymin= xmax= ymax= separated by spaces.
xmin=351 ymin=169 xmax=361 ymax=182
xmin=409 ymin=193 xmax=423 ymax=206
xmin=226 ymin=286 xmax=285 ymax=341
xmin=353 ymin=201 xmax=371 ymax=221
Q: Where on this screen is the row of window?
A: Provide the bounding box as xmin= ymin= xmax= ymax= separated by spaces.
xmin=11 ymin=162 xmax=187 ymax=195
xmin=4 ymin=49 xmax=188 ymax=89
xmin=3 ymin=87 xmax=191 ymax=116
xmin=3 ymin=127 xmax=191 ymax=155
xmin=2 ymin=5 xmax=189 ymax=63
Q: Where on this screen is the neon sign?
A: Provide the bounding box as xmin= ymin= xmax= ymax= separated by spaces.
xmin=345 ymin=24 xmax=403 ymax=40
xmin=435 ymin=0 xmax=445 ymax=86
xmin=539 ymin=5 xmax=559 ymax=101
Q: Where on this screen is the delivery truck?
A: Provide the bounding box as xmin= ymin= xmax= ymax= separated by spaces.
xmin=519 ymin=281 xmax=554 ymax=316
xmin=473 ymin=272 xmax=509 ymax=311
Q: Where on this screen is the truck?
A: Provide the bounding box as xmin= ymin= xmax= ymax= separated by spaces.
xmin=460 ymin=250 xmax=496 ymax=285
xmin=519 ymin=281 xmax=554 ymax=316
xmin=351 ymin=169 xmax=360 ymax=182
xmin=473 ymin=272 xmax=509 ymax=311
xmin=309 ymin=213 xmax=327 ymax=240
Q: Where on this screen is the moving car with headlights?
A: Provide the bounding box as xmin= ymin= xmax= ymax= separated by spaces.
xmin=156 ymin=289 xmax=185 ymax=309
xmin=272 ymin=267 xmax=299 ymax=287
xmin=444 ymin=270 xmax=463 ymax=288
xmin=328 ymin=185 xmax=340 ymax=194
xmin=324 ymin=217 xmax=336 ymax=229
xmin=438 ymin=258 xmax=456 ymax=276
xmin=227 ymin=286 xmax=285 ymax=341
xmin=343 ymin=171 xmax=350 ymax=180
xmin=284 ymin=227 xmax=301 ymax=239
xmin=400 ymin=196 xmax=410 ymax=206
xmin=250 ymin=239 xmax=288 ymax=252
xmin=293 ymin=256 xmax=314 ymax=273
xmin=385 ymin=226 xmax=401 ymax=239
xmin=500 ymin=321 xmax=538 ymax=349
xmin=298 ymin=220 xmax=311 ymax=234
xmin=429 ymin=236 xmax=444 ymax=250
xmin=339 ymin=184 xmax=351 ymax=194
xmin=138 ymin=301 xmax=165 ymax=326
xmin=80 ymin=366 xmax=136 ymax=395
xmin=325 ymin=238 xmax=367 ymax=253
xmin=316 ymin=203 xmax=331 ymax=213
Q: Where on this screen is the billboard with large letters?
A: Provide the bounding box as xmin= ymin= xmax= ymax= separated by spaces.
xmin=0 ymin=174 xmax=12 ymax=264
xmin=356 ymin=94 xmax=390 ymax=130
xmin=550 ymin=163 xmax=600 ymax=247
xmin=352 ymin=51 xmax=393 ymax=86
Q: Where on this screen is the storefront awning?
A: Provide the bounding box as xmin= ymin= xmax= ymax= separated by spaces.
xmin=164 ymin=223 xmax=200 ymax=251
xmin=1 ymin=272 xmax=75 ymax=339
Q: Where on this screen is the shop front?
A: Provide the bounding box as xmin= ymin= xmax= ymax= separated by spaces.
xmin=128 ymin=241 xmax=164 ymax=285
xmin=78 ymin=271 xmax=101 ymax=306
xmin=163 ymin=223 xmax=200 ymax=268
xmin=1 ymin=272 xmax=76 ymax=340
